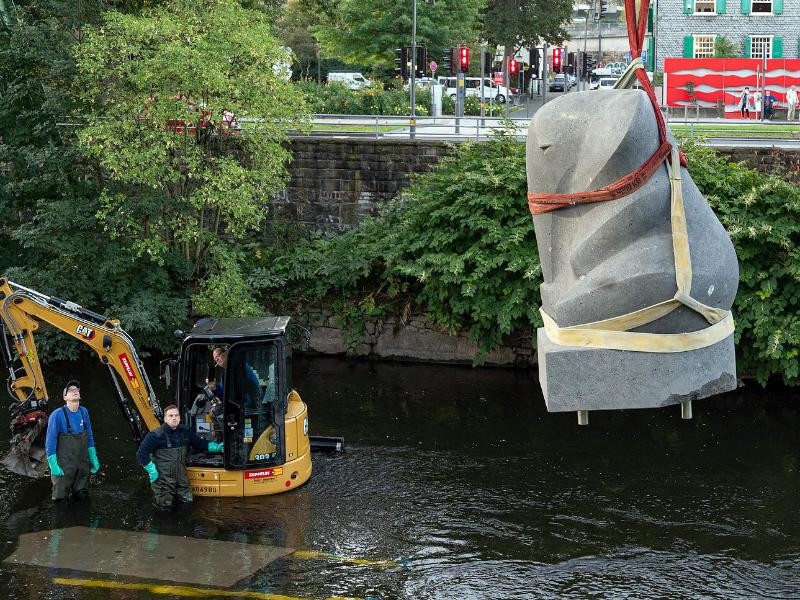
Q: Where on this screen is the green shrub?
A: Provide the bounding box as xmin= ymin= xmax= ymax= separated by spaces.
xmin=682 ymin=140 xmax=800 ymax=385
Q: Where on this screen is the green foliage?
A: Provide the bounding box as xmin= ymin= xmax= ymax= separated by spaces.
xmin=74 ymin=0 xmax=310 ymax=298
xmin=0 ymin=0 xmax=190 ymax=357
xmin=714 ymin=36 xmax=740 ymax=58
xmin=310 ymin=0 xmax=484 ymax=69
xmin=682 ymin=141 xmax=800 ymax=385
xmin=299 ymin=81 xmax=495 ymax=116
xmin=193 ymin=245 xmax=263 ymax=317
xmin=482 ymin=0 xmax=573 ymax=50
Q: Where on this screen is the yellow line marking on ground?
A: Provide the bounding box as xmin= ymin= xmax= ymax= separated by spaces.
xmin=52 ymin=577 xmax=360 ymax=600
xmin=292 ymin=550 xmax=397 ymax=568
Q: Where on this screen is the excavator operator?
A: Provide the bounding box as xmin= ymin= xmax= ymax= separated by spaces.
xmin=136 ymin=404 xmax=223 ymax=510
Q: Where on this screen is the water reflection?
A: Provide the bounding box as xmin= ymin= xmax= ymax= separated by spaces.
xmin=0 ymin=355 xmax=799 ymax=598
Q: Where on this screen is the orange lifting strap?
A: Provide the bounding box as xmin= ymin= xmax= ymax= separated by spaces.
xmin=528 ymin=0 xmax=685 ymax=216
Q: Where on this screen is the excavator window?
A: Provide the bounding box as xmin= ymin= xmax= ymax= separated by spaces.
xmin=224 ymin=342 xmax=285 ymax=469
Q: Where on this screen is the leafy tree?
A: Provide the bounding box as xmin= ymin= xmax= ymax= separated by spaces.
xmin=714 ymin=36 xmax=740 ymax=58
xmin=0 ymin=0 xmax=190 ymax=357
xmin=311 ymin=0 xmax=485 ymax=71
xmin=482 ymin=0 xmax=573 ymax=54
xmin=74 ymin=0 xmax=310 ymax=314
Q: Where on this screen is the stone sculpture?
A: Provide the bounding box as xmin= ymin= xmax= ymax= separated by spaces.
xmin=525 ymin=89 xmax=739 ymax=420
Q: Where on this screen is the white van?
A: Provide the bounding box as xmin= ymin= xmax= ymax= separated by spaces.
xmin=437 ymin=76 xmax=512 ymax=103
xmin=327 ymin=72 xmax=373 ymax=90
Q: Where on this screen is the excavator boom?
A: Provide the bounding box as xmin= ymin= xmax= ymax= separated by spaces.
xmin=0 ymin=277 xmax=162 ymax=476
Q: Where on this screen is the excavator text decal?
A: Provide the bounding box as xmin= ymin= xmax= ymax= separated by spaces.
xmin=76 ymin=325 xmax=95 ymax=340
xmin=245 ymin=467 xmax=283 ymax=480
xmin=118 ymin=353 xmax=141 ymax=390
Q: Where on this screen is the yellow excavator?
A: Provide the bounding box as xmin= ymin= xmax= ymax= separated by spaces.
xmin=0 ymin=277 xmax=340 ymax=497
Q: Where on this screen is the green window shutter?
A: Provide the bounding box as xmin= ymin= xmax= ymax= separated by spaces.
xmin=684 ymin=0 xmax=693 ymax=13
xmin=745 ymin=36 xmax=752 ymax=57
xmin=684 ymin=36 xmax=695 ymax=58
xmin=648 ymin=37 xmax=655 ymax=70
xmin=717 ymin=0 xmax=727 ymax=13
xmin=773 ymin=0 xmax=783 ymax=14
xmin=773 ymin=36 xmax=783 ymax=57
xmin=740 ymin=0 xmax=750 ymax=14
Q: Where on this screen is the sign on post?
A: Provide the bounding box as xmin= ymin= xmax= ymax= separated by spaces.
xmin=430 ymin=60 xmax=438 ymax=74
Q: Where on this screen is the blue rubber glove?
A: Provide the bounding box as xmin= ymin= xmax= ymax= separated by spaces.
xmin=143 ymin=461 xmax=159 ymax=483
xmin=88 ymin=447 xmax=100 ymax=474
xmin=47 ymin=454 xmax=64 ymax=477
xmin=208 ymin=442 xmax=224 ymax=453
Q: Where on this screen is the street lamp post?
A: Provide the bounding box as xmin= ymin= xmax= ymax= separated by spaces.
xmin=410 ymin=0 xmax=418 ymax=138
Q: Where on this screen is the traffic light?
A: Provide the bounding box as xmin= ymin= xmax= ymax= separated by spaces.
xmin=415 ymin=46 xmax=428 ymax=78
xmin=552 ymin=47 xmax=561 ymax=74
xmin=394 ymin=48 xmax=406 ymax=77
xmin=531 ymin=47 xmax=540 ymax=78
xmin=598 ymin=0 xmax=608 ymax=18
xmin=458 ymin=45 xmax=470 ymax=73
xmin=394 ymin=47 xmax=410 ymax=78
xmin=483 ymin=51 xmax=493 ymax=76
xmin=443 ymin=48 xmax=454 ymax=75
xmin=509 ymin=58 xmax=519 ymax=76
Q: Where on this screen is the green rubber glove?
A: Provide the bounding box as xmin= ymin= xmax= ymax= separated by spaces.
xmin=48 ymin=454 xmax=64 ymax=477
xmin=88 ymin=447 xmax=100 ymax=474
xmin=143 ymin=461 xmax=159 ymax=483
xmin=208 ymin=441 xmax=224 ymax=453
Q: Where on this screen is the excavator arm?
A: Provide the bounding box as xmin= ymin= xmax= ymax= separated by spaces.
xmin=0 ymin=277 xmax=162 ymax=476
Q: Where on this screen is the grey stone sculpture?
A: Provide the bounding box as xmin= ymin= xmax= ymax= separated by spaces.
xmin=526 ymin=89 xmax=738 ymax=419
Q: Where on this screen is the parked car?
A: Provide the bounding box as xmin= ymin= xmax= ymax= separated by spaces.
xmin=437 ymin=76 xmax=513 ymax=103
xmin=549 ymin=74 xmax=566 ymax=92
xmin=327 ymin=71 xmax=373 ymax=90
xmin=590 ymin=77 xmax=618 ymax=90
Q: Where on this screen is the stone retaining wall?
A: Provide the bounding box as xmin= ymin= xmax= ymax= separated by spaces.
xmin=275 ymin=138 xmax=453 ymax=233
xmin=300 ymin=309 xmax=535 ymax=368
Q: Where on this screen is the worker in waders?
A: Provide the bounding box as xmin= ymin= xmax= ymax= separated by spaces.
xmin=136 ymin=404 xmax=223 ymax=510
xmin=45 ymin=380 xmax=101 ymax=502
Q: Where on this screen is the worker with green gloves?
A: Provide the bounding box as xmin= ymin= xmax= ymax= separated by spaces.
xmin=45 ymin=380 xmax=101 ymax=502
xmin=136 ymin=404 xmax=223 ymax=511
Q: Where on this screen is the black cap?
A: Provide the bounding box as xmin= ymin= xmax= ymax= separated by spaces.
xmin=63 ymin=380 xmax=80 ymax=397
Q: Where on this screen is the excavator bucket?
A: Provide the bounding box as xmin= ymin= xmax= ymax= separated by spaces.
xmin=1 ymin=419 xmax=48 ymax=478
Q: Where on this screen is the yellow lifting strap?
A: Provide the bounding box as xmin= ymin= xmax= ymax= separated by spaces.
xmin=540 ymin=147 xmax=735 ymax=353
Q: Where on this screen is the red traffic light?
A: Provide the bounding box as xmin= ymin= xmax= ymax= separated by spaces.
xmin=509 ymin=59 xmax=519 ymax=76
xmin=458 ymin=46 xmax=470 ymax=72
xmin=552 ymin=48 xmax=561 ymax=73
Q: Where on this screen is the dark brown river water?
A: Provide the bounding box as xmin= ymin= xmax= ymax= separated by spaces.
xmin=1 ymin=355 xmax=798 ymax=599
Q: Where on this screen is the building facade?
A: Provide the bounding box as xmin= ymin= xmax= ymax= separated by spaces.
xmin=656 ymin=0 xmax=800 ymax=72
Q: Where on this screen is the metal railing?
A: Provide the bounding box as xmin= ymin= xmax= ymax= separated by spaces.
xmin=304 ymin=113 xmax=533 ymax=141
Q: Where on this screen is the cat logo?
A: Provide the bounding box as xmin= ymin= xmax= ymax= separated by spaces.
xmin=76 ymin=325 xmax=95 ymax=340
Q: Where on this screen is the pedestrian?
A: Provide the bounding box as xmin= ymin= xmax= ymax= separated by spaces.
xmin=45 ymin=380 xmax=101 ymax=502
xmin=787 ymin=85 xmax=798 ymax=121
xmin=764 ymin=90 xmax=777 ymax=120
xmin=739 ymin=86 xmax=751 ymax=119
xmin=136 ymin=404 xmax=223 ymax=511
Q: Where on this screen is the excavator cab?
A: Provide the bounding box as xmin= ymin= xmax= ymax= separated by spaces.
xmin=171 ymin=317 xmax=312 ymax=496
